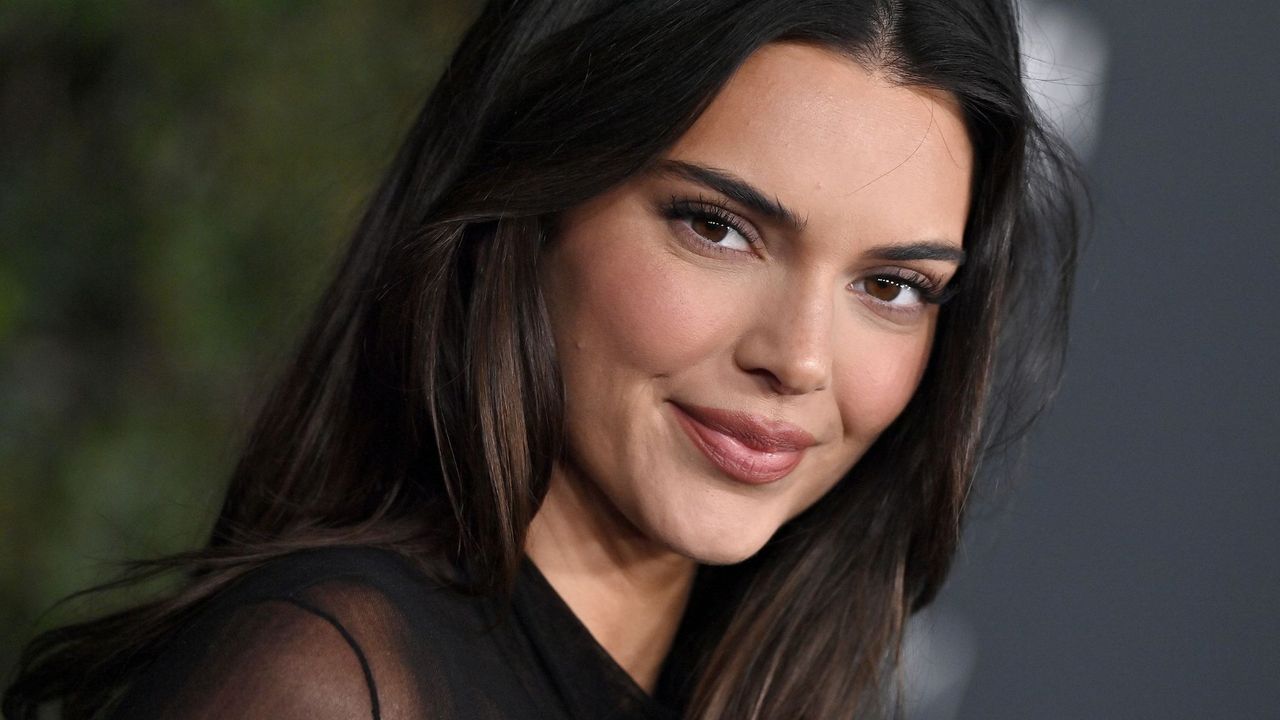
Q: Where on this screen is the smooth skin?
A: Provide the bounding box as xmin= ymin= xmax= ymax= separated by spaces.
xmin=525 ymin=42 xmax=974 ymax=692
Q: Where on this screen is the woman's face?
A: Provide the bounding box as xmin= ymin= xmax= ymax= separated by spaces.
xmin=540 ymin=43 xmax=973 ymax=564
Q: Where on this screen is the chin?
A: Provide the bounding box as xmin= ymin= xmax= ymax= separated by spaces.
xmin=687 ymin=543 xmax=766 ymax=567
xmin=646 ymin=503 xmax=782 ymax=566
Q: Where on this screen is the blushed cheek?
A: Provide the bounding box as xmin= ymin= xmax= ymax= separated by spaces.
xmin=559 ymin=231 xmax=737 ymax=375
xmin=834 ymin=332 xmax=934 ymax=442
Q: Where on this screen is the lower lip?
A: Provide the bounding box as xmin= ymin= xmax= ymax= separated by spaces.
xmin=670 ymin=404 xmax=807 ymax=486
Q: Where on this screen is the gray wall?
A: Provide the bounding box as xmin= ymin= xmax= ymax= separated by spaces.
xmin=919 ymin=1 xmax=1280 ymax=717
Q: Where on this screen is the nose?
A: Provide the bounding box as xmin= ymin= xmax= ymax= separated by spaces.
xmin=733 ymin=275 xmax=833 ymax=396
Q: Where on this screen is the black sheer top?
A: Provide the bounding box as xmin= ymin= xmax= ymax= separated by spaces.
xmin=107 ymin=546 xmax=688 ymax=719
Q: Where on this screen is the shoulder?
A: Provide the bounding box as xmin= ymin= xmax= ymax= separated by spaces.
xmin=143 ymin=596 xmax=382 ymax=719
xmin=111 ymin=545 xmax=463 ymax=720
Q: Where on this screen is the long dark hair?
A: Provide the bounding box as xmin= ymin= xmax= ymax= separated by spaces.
xmin=5 ymin=0 xmax=1082 ymax=717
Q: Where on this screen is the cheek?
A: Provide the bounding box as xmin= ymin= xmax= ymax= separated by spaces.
xmin=546 ymin=218 xmax=737 ymax=375
xmin=832 ymin=326 xmax=935 ymax=443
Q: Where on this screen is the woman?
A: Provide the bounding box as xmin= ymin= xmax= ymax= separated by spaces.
xmin=4 ymin=0 xmax=1081 ymax=718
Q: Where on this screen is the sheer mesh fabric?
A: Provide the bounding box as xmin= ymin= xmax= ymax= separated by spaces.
xmin=105 ymin=547 xmax=681 ymax=720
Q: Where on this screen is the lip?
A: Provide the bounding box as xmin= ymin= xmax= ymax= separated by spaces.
xmin=669 ymin=402 xmax=815 ymax=485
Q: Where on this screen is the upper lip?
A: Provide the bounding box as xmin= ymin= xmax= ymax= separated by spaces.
xmin=672 ymin=402 xmax=817 ymax=452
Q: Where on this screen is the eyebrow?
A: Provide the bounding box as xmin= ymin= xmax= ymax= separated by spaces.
xmin=655 ymin=159 xmax=808 ymax=232
xmin=865 ymin=242 xmax=966 ymax=266
xmin=655 ymin=159 xmax=965 ymax=266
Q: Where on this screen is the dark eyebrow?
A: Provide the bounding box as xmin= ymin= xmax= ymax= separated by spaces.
xmin=654 ymin=159 xmax=808 ymax=232
xmin=865 ymin=242 xmax=966 ymax=266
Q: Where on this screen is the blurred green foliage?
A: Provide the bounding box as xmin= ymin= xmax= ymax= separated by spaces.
xmin=0 ymin=0 xmax=477 ymax=675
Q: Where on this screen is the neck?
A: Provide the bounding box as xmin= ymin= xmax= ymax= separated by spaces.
xmin=525 ymin=465 xmax=697 ymax=694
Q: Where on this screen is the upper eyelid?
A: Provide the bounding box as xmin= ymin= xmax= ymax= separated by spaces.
xmin=866 ymin=266 xmax=941 ymax=289
xmin=666 ymin=196 xmax=764 ymax=246
xmin=858 ymin=267 xmax=955 ymax=304
xmin=655 ymin=159 xmax=807 ymax=233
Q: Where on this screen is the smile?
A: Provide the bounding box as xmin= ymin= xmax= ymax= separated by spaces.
xmin=669 ymin=402 xmax=813 ymax=486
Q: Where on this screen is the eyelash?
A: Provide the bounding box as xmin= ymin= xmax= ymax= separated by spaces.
xmin=658 ymin=194 xmax=957 ymax=308
xmin=878 ymin=269 xmax=954 ymax=302
xmin=659 ymin=195 xmax=762 ymax=253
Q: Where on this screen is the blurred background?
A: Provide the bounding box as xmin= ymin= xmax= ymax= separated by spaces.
xmin=1 ymin=1 xmax=1276 ymax=717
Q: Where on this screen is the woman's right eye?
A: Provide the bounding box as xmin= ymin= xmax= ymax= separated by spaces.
xmin=681 ymin=215 xmax=753 ymax=252
xmin=661 ymin=198 xmax=760 ymax=255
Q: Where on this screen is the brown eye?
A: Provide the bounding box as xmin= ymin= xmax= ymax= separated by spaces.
xmin=865 ymin=277 xmax=905 ymax=302
xmin=664 ymin=202 xmax=755 ymax=252
xmin=691 ymin=218 xmax=730 ymax=243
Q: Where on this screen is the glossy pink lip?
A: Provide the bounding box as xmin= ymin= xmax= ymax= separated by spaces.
xmin=670 ymin=402 xmax=815 ymax=485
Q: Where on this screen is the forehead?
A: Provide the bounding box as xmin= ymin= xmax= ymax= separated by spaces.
xmin=666 ymin=42 xmax=973 ymax=247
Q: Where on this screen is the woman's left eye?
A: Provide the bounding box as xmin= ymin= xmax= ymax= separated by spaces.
xmin=852 ymin=273 xmax=941 ymax=315
xmin=862 ymin=277 xmax=920 ymax=305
